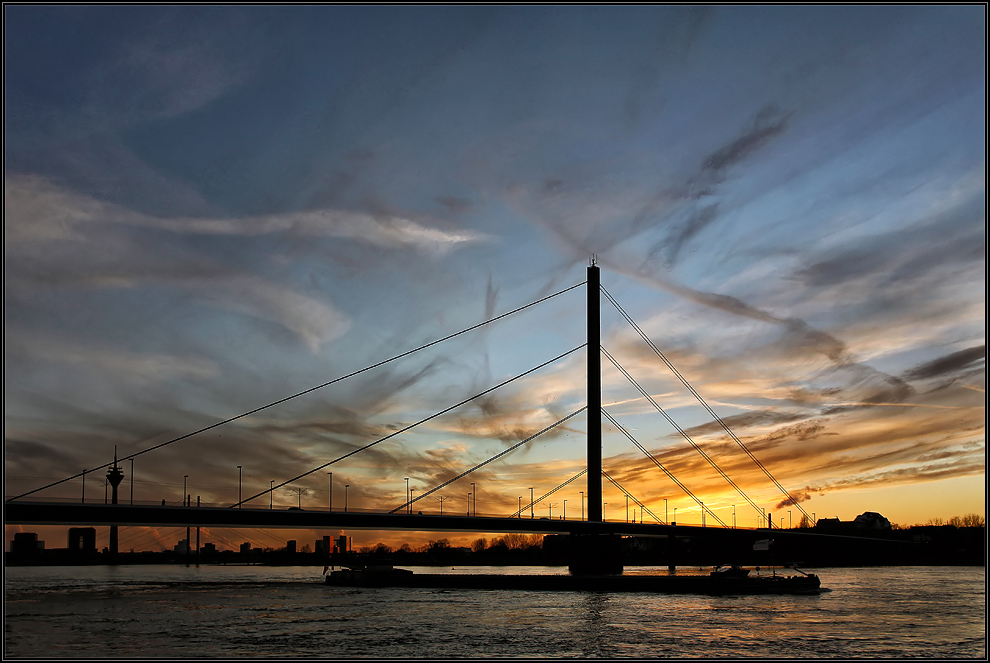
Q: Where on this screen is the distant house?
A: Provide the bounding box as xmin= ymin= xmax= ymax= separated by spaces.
xmin=853 ymin=512 xmax=892 ymax=530
xmin=814 ymin=512 xmax=892 ymax=532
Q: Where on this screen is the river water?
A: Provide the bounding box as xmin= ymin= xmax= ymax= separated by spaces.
xmin=3 ymin=565 xmax=985 ymax=658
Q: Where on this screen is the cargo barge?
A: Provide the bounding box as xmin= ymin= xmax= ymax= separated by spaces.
xmin=323 ymin=564 xmax=822 ymax=595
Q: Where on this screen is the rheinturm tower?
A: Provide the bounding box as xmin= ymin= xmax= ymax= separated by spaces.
xmin=106 ymin=447 xmax=125 ymax=560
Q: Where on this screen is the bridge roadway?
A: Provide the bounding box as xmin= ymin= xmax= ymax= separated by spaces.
xmin=6 ymin=501 xmax=766 ymax=539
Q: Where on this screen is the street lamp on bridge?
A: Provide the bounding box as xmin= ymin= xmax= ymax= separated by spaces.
xmin=467 ymin=493 xmax=471 ymax=516
xmin=404 ymin=477 xmax=409 ymax=515
xmin=183 ymin=475 xmax=188 ymax=507
xmin=732 ymin=504 xmax=736 ymax=529
xmin=563 ymin=499 xmax=567 ymax=520
xmin=344 ymin=485 xmax=349 ymax=512
xmin=471 ymin=482 xmax=475 ymax=516
xmin=664 ymin=498 xmax=667 ymax=524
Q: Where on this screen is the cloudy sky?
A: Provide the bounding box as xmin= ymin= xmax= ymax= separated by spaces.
xmin=5 ymin=6 xmax=985 ymax=552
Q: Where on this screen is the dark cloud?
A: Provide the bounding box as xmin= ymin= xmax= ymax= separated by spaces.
xmin=651 ymin=203 xmax=720 ymax=267
xmin=701 ymin=105 xmax=792 ymax=175
xmin=680 ymin=410 xmax=807 ymax=438
xmin=3 ymin=438 xmax=79 ymax=472
xmin=902 ymin=345 xmax=986 ymax=382
xmin=485 ymin=273 xmax=500 ymax=321
xmin=795 ymin=194 xmax=985 ymax=290
xmin=774 ymin=488 xmax=815 ymax=509
xmin=812 ymin=457 xmax=986 ymax=493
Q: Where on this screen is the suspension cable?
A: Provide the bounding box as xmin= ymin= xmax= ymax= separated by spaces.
xmin=602 ymin=346 xmax=762 ymax=521
xmin=510 ymin=468 xmax=588 ymax=519
xmin=601 ymin=470 xmax=663 ymax=523
xmin=392 ymin=407 xmax=587 ymax=514
xmin=7 ymin=281 xmax=586 ymax=503
xmin=602 ymin=408 xmax=727 ymax=528
xmin=236 ymin=344 xmax=587 ymax=507
xmin=601 ymin=285 xmax=812 ymax=523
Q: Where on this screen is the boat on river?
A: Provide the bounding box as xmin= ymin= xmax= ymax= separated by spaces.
xmin=323 ymin=563 xmax=822 ymax=595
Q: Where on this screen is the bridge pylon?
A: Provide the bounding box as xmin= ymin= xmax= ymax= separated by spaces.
xmin=569 ymin=260 xmax=622 ymax=576
xmin=587 ymin=260 xmax=602 ymax=523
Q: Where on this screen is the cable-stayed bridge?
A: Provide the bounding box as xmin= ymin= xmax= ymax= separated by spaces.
xmin=6 ymin=262 xmax=818 ymax=563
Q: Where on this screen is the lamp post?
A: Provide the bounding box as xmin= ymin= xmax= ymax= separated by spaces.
xmin=328 ymin=473 xmax=333 ymax=512
xmin=626 ymin=495 xmax=630 ymax=523
xmin=345 ymin=485 xmax=349 ymax=512
xmin=580 ymin=491 xmax=584 ymax=521
xmin=518 ymin=496 xmax=522 ymax=516
xmin=563 ymin=499 xmax=567 ymax=520
xmin=183 ymin=475 xmax=188 ymax=506
xmin=404 ymin=477 xmax=409 ymax=515
xmin=529 ymin=487 xmax=534 ymax=519
xmin=471 ymin=482 xmax=475 ymax=516
xmin=732 ymin=504 xmax=736 ymax=529
xmin=467 ymin=493 xmax=471 ymax=516
xmin=664 ymin=498 xmax=668 ymax=524
xmin=603 ymin=502 xmax=607 ymax=521
xmin=237 ymin=466 xmax=242 ymax=508
xmin=789 ymin=511 xmax=792 ymax=529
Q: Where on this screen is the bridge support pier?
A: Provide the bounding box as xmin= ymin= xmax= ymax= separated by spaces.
xmin=567 ymin=534 xmax=623 ymax=576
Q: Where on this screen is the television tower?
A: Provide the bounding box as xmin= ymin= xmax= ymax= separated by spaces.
xmin=106 ymin=447 xmax=125 ymax=560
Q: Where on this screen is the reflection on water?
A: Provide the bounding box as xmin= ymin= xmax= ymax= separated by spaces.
xmin=4 ymin=566 xmax=985 ymax=658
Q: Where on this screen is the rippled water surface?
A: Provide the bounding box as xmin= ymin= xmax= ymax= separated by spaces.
xmin=4 ymin=565 xmax=985 ymax=658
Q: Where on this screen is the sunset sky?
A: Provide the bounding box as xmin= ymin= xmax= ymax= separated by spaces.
xmin=5 ymin=6 xmax=985 ymax=553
